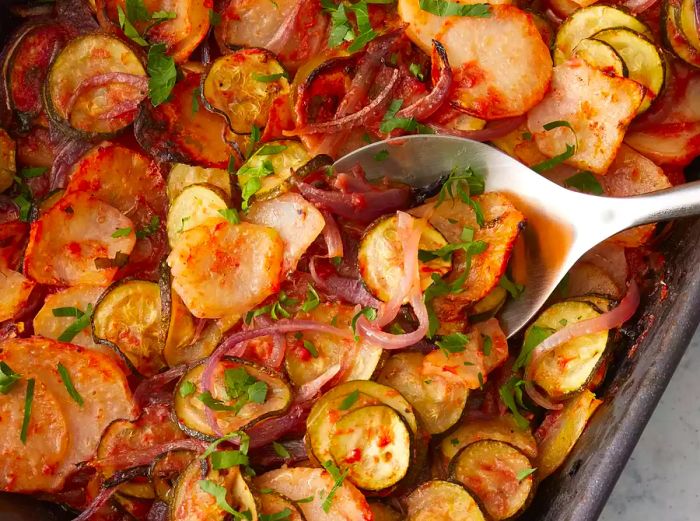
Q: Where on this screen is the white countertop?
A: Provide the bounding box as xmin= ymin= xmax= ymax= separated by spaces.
xmin=599 ymin=326 xmax=700 ymax=521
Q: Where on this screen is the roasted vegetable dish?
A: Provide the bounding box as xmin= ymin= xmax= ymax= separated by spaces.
xmin=0 ymin=0 xmax=697 ymax=519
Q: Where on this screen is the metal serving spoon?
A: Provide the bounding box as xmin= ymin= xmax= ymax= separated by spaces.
xmin=334 ymin=135 xmax=700 ymax=338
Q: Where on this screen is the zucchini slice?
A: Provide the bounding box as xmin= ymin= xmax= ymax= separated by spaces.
xmin=166 ymin=183 xmax=229 ymax=247
xmin=535 ymin=390 xmax=602 ymax=479
xmin=369 ymin=501 xmax=403 ymax=521
xmin=438 ymin=415 xmax=538 ymax=472
xmin=679 ymin=0 xmax=700 ymax=51
xmin=112 ymin=494 xmax=152 ymax=518
xmin=469 ymin=286 xmax=508 ymax=321
xmin=24 ymin=192 xmax=136 ymax=286
xmin=573 ymin=39 xmax=628 ymax=77
xmin=174 ymin=357 xmax=292 ymax=440
xmin=524 ymin=300 xmax=609 ymax=400
xmin=450 ymin=440 xmax=535 ymax=521
xmin=92 ymin=279 xmax=166 ymax=377
xmin=378 ymin=352 xmax=469 ymax=435
xmin=405 ymin=480 xmax=485 ymax=521
xmin=358 ymin=215 xmax=451 ymax=302
xmin=166 ymin=221 xmax=284 ymax=319
xmin=592 ymin=28 xmax=666 ymax=113
xmin=150 ymin=449 xmax=198 ymax=501
xmin=134 ymin=72 xmax=233 ymax=169
xmin=171 ymin=458 xmax=260 ymax=521
xmin=259 ymin=491 xmax=306 ymax=521
xmin=306 ymin=380 xmax=421 ymax=472
xmin=202 ymin=49 xmax=290 ymax=134
xmin=44 ymin=34 xmax=147 ymax=138
xmin=254 ymin=467 xmax=373 ymax=521
xmin=33 ymin=285 xmax=106 ymax=353
xmin=0 ymin=129 xmax=15 ymax=193
xmin=329 ymin=405 xmax=412 ymax=491
xmin=285 ymin=302 xmax=383 ymax=388
xmin=167 ymin=163 xmax=233 ymax=202
xmin=236 ymin=140 xmax=311 ymax=206
xmin=663 ymin=0 xmax=700 ymax=68
xmin=553 ymin=5 xmax=653 ymax=64
xmin=163 ymin=284 xmax=198 ymax=368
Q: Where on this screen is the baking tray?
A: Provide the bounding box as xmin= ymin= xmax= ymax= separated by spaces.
xmin=1 ymin=4 xmax=700 ymax=520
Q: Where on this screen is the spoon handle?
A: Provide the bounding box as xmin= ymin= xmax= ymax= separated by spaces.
xmin=580 ymin=181 xmax=700 ymax=242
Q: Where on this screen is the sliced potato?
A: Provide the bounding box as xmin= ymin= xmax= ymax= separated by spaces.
xmin=423 ymin=332 xmax=486 ymax=390
xmin=65 ymin=142 xmax=167 ymax=219
xmin=573 ymin=39 xmax=627 ymax=77
xmin=246 ymin=192 xmax=325 ymax=274
xmin=167 ymin=221 xmax=284 ymax=318
xmin=33 ymin=285 xmax=105 ymax=352
xmin=237 ymin=140 xmax=311 ymax=205
xmin=378 ymin=352 xmax=469 ymax=435
xmin=45 ymin=34 xmax=147 ymax=137
xmin=527 ymin=59 xmax=645 ymax=174
xmin=0 ymin=336 xmax=135 ymax=492
xmin=358 ymin=215 xmax=451 ymax=302
xmin=167 ymin=163 xmax=233 ymax=201
xmin=475 ymin=318 xmax=510 ymax=374
xmin=174 ymin=357 xmax=292 ymax=439
xmin=398 ymin=1 xmax=552 ymax=119
xmin=254 ymin=467 xmax=373 ymax=521
xmin=369 ymin=501 xmax=403 ymax=521
xmin=566 ymin=261 xmax=623 ymax=299
xmin=259 ymin=492 xmax=306 ymax=521
xmin=329 ymin=405 xmax=412 ymax=491
xmin=286 ymin=302 xmax=383 ymax=388
xmin=166 ymin=183 xmax=229 ymax=247
xmin=203 ymin=49 xmax=290 ymax=134
xmin=625 ymin=121 xmax=700 ymax=167
xmin=0 ymin=268 xmax=35 ymax=322
xmin=535 ymin=390 xmax=602 ymax=479
xmin=24 ymin=192 xmax=136 ymax=286
xmin=0 ymin=129 xmax=15 ymax=193
xmin=553 ymin=4 xmax=653 ymax=64
xmin=450 ymin=440 xmax=534 ymax=521
xmin=92 ymin=279 xmax=166 ymax=377
xmin=405 ymin=480 xmax=485 ymax=521
xmin=593 ymin=28 xmax=666 ymax=113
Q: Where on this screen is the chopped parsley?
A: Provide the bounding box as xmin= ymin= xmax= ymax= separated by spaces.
xmin=218 ymin=208 xmax=240 ymax=224
xmin=435 ymin=165 xmax=485 ymax=225
xmin=409 ymin=62 xmax=424 ymax=80
xmin=499 ymin=274 xmax=524 ymax=299
xmin=418 ymin=0 xmax=490 ymax=17
xmin=210 ymin=449 xmax=249 ymax=469
xmin=197 ymin=367 xmax=268 ymax=414
xmin=55 ymin=304 xmax=94 ymax=343
xmin=0 ymin=362 xmax=21 ymax=394
xmin=261 ymin=509 xmax=293 ymax=521
xmin=303 ymin=340 xmax=319 ymax=358
xmin=301 ymin=284 xmax=320 ymax=312
xmin=564 ymin=171 xmax=603 ymax=195
xmin=532 ymin=143 xmax=576 ymax=173
xmin=516 ymin=467 xmax=537 ymax=480
xmin=321 ymin=460 xmax=349 ymax=513
xmin=245 ymin=126 xmax=262 ymax=159
xmin=418 ymin=226 xmax=487 ymax=262
xmin=350 ymin=306 xmax=377 ymax=340
xmin=380 ymin=99 xmax=433 ymax=134
xmin=245 ymin=291 xmax=299 ymax=323
xmin=273 ymin=441 xmax=291 ymax=459
xmin=198 ymin=480 xmax=251 ymax=519
xmin=147 ymin=43 xmax=177 ymax=106
xmin=253 ymin=72 xmax=289 ymax=83
xmin=19 ymin=167 xmax=48 ymax=179
xmin=481 ymin=334 xmax=492 ymax=356
xmin=179 ymin=380 xmax=196 ymax=397
xmin=338 ymin=389 xmax=360 ymax=410
xmin=191 ymin=87 xmax=201 ymax=114
xmin=435 ymin=332 xmax=469 ymax=357
xmin=137 ymin=215 xmax=160 ymax=239
xmin=20 ymin=378 xmax=35 ymax=444
xmin=209 ymin=9 xmax=222 ymax=26
xmin=498 ymin=376 xmax=529 ymax=429
xmin=111 ymin=227 xmax=132 ymax=238
xmin=201 ymin=431 xmax=250 ymax=459
xmin=237 ymin=159 xmax=274 ymax=210
xmin=57 ymin=363 xmax=84 ymax=406
xmin=514 ymin=325 xmax=555 ymax=370
xmin=347 ymin=1 xmax=377 ymax=52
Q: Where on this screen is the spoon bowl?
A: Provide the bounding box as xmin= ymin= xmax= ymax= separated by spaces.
xmin=335 ymin=135 xmax=700 ymax=337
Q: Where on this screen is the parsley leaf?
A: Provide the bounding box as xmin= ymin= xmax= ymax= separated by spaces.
xmin=57 ymin=363 xmax=84 ymax=406
xmin=323 ymin=1 xmax=356 ymax=47
xmin=514 ymin=325 xmax=555 ymax=370
xmin=321 ymin=460 xmax=349 ymax=513
xmin=339 ymin=389 xmax=360 ymax=410
xmin=147 ymin=44 xmax=177 ymax=106
xmin=350 ymin=306 xmax=377 ymax=340
xmin=237 ymin=159 xmax=274 ymax=209
xmin=499 ymin=274 xmax=524 ymax=298
xmin=201 ymin=431 xmax=250 ymax=459
xmin=436 ymin=332 xmax=469 ymax=357
xmin=347 ymin=1 xmax=377 ymax=52
xmin=409 ymin=62 xmax=424 ymax=80
xmin=261 ymin=509 xmax=293 ymax=521
xmin=0 ymin=362 xmax=21 ymax=394
xmin=564 ymin=171 xmax=603 ymax=195
xmin=303 ymin=340 xmax=319 ymax=358
xmin=111 ymin=227 xmax=132 ymax=238
xmin=210 ymin=450 xmax=249 ymax=469
xmin=218 ymin=208 xmax=240 ymax=224
xmin=136 ymin=215 xmax=160 ymax=239
xmin=179 ymin=380 xmax=196 ymax=397
xmin=481 ymin=334 xmax=492 ymax=356
xmin=542 ymin=120 xmax=574 ymax=132
xmin=198 ymin=479 xmax=250 ymax=518
xmin=56 ymin=304 xmax=93 ymax=342
xmin=253 ymin=72 xmax=289 ymax=83
xmin=532 ymin=143 xmax=576 ymax=173
xmin=192 ymin=86 xmax=201 ymax=114
xmin=273 ymin=441 xmax=291 ymax=459
xmin=516 ymin=467 xmax=537 ymax=480
xmin=126 ymin=0 xmax=150 ymax=22
xmin=13 ymin=194 xmax=32 ymax=222
xmin=301 ymin=284 xmax=320 ymax=312
xmin=498 ymin=376 xmax=529 ymax=429
xmin=20 ymin=378 xmax=35 ymax=444
xmin=379 ymin=99 xmax=433 ymax=134
xmin=419 ymin=0 xmax=490 ymax=17
xmin=20 ymin=167 xmax=48 ymax=179
xmin=118 ymin=5 xmax=148 ymax=46
xmin=245 ymin=126 xmax=262 ymax=159
xmin=435 ymin=165 xmax=485 ymax=225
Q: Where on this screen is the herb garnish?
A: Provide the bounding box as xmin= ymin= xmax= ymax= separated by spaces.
xmin=147 ymin=44 xmax=177 ymax=106
xmin=419 ymin=0 xmax=490 ymax=17
xmin=498 ymin=376 xmax=529 ymax=429
xmin=481 ymin=334 xmax=492 ymax=356
xmin=201 ymin=431 xmax=250 ymax=459
xmin=350 ymin=306 xmax=377 ymax=340
xmin=253 ymin=72 xmax=289 ymax=83
xmin=301 ymin=284 xmax=320 ymax=312
xmin=321 ymin=460 xmax=349 ymax=513
xmin=20 ymin=378 xmax=35 ymax=444
xmin=435 ymin=332 xmax=469 ymax=357
xmin=261 ymin=509 xmax=293 ymax=521
xmin=111 ymin=227 xmax=132 ymax=238
xmin=273 ymin=441 xmax=291 ymax=459
xmin=19 ymin=167 xmax=48 ymax=179
xmin=303 ymin=340 xmax=319 ymax=358
xmin=380 ymin=99 xmax=433 ymax=134
xmin=516 ymin=467 xmax=537 ymax=480
xmin=499 ymin=273 xmax=524 ymax=298
xmin=57 ymin=363 xmax=84 ymax=406
xmin=137 ymin=215 xmax=160 ymax=239
xmin=218 ymin=208 xmax=241 ymax=224
xmin=339 ymin=389 xmax=360 ymax=410
xmin=564 ymin=171 xmax=603 ymax=195
xmin=245 ymin=291 xmax=299 ymax=324
xmin=198 ymin=480 xmax=251 ymax=519
xmin=54 ymin=304 xmax=94 ymax=343
xmin=179 ymin=380 xmax=196 ymax=397
xmin=0 ymin=362 xmax=21 ymax=394
xmin=210 ymin=449 xmax=250 ymax=469
xmin=409 ymin=62 xmax=424 ymax=80
xmin=197 ymin=367 xmax=269 ymax=414
xmin=514 ymin=325 xmax=555 ymax=370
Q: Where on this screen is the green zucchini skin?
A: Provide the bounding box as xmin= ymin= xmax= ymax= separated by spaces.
xmin=404 ymin=479 xmax=486 ymax=521
xmin=662 ymin=0 xmax=700 ymax=68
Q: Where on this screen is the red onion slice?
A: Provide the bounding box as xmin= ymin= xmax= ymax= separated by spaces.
xmin=309 ymin=257 xmax=380 ymax=308
xmin=299 ymin=68 xmax=399 ymax=135
xmin=49 ymin=139 xmax=94 ymax=191
xmin=358 ymin=291 xmax=429 ymax=349
xmin=90 ymin=438 xmax=205 ymax=470
xmin=524 ymin=280 xmax=641 ymax=409
xmin=428 ymin=114 xmax=526 ymax=142
xmin=246 ymin=401 xmax=313 ymax=449
xmin=395 ymin=40 xmax=452 ymax=121
xmin=268 ymin=334 xmax=287 ymax=370
xmin=296 ymin=364 xmax=341 ymax=402
xmin=64 ymin=72 xmax=148 ymax=118
xmin=132 ymin=364 xmax=189 ymax=407
xmin=72 ymin=486 xmax=118 ymax=521
xmin=320 ymin=210 xmax=344 ymax=258
xmin=265 ymin=0 xmax=304 ymax=54
xmin=622 ymin=0 xmax=660 ymax=13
